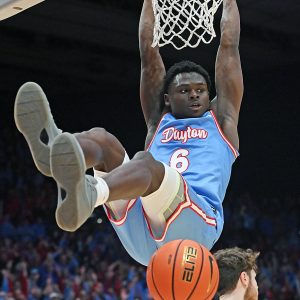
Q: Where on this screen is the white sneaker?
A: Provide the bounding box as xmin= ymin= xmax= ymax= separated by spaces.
xmin=14 ymin=82 xmax=61 ymax=177
xmin=50 ymin=132 xmax=98 ymax=232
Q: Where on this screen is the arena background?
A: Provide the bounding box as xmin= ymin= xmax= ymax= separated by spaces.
xmin=0 ymin=1 xmax=299 ymax=299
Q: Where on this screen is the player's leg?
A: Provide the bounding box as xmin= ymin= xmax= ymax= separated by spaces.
xmin=140 ymin=165 xmax=220 ymax=249
xmin=51 ymin=132 xmax=165 ymax=232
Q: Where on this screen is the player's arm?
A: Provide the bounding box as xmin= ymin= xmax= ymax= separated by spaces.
xmin=139 ymin=0 xmax=166 ymax=132
xmin=214 ymin=0 xmax=243 ymax=150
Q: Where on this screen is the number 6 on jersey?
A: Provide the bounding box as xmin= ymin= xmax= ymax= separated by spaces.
xmin=170 ymin=149 xmax=190 ymax=173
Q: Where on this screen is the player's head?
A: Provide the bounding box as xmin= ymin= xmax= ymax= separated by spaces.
xmin=162 ymin=60 xmax=211 ymax=118
xmin=214 ymin=247 xmax=259 ymax=300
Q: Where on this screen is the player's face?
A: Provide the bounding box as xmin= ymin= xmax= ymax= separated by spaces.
xmin=165 ymin=72 xmax=210 ymax=118
xmin=244 ymin=270 xmax=258 ymax=300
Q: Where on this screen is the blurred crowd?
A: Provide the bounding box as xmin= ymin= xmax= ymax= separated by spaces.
xmin=0 ymin=218 xmax=149 ymax=300
xmin=216 ymin=194 xmax=300 ymax=300
xmin=0 ymin=127 xmax=299 ymax=300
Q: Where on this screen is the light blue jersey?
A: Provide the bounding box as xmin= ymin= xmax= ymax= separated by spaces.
xmin=104 ymin=110 xmax=238 ymax=265
xmin=147 ymin=110 xmax=238 ymax=220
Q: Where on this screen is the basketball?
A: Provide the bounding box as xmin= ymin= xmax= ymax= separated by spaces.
xmin=146 ymin=240 xmax=219 ymax=300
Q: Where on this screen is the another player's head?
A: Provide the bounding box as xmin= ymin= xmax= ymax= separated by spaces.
xmin=214 ymin=247 xmax=259 ymax=300
xmin=162 ymin=60 xmax=211 ymax=118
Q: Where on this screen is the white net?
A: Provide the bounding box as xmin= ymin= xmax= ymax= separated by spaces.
xmin=152 ymin=0 xmax=223 ymax=50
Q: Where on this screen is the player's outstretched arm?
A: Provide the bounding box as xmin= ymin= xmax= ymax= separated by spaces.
xmin=214 ymin=0 xmax=243 ymax=150
xmin=139 ymin=0 xmax=166 ymax=137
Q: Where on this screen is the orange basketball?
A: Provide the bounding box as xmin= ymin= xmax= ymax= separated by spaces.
xmin=146 ymin=240 xmax=219 ymax=300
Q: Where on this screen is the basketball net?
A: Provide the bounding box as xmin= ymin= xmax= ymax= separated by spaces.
xmin=151 ymin=0 xmax=223 ymax=50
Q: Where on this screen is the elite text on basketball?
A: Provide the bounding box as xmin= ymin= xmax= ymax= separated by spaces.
xmin=182 ymin=246 xmax=198 ymax=282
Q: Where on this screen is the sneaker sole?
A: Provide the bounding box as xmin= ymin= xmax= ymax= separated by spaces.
xmin=51 ymin=133 xmax=92 ymax=232
xmin=14 ymin=82 xmax=60 ymax=177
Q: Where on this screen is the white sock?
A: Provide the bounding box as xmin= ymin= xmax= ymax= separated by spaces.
xmin=94 ymin=177 xmax=110 ymax=207
xmin=93 ymin=152 xmax=130 ymax=216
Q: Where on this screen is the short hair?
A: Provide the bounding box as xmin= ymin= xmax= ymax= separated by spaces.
xmin=163 ymin=60 xmax=212 ymax=94
xmin=214 ymin=247 xmax=260 ymax=296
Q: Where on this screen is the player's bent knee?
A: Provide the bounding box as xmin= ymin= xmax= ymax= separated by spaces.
xmin=86 ymin=127 xmax=110 ymax=141
xmin=133 ymin=151 xmax=165 ymax=174
xmin=76 ymin=128 xmax=125 ymax=156
xmin=87 ymin=127 xmax=123 ymax=149
xmin=132 ymin=151 xmax=162 ymax=169
xmin=132 ymin=151 xmax=164 ymax=189
xmin=132 ymin=151 xmax=154 ymax=162
xmin=130 ymin=152 xmax=153 ymax=176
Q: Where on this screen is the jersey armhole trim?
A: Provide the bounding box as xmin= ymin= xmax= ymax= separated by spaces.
xmin=209 ymin=110 xmax=239 ymax=158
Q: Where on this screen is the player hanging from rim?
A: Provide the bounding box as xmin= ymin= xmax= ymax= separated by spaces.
xmin=14 ymin=0 xmax=243 ymax=266
xmin=214 ymin=247 xmax=259 ymax=300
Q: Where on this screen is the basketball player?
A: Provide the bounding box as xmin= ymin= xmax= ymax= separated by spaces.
xmin=214 ymin=247 xmax=259 ymax=300
xmin=14 ymin=0 xmax=243 ymax=266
